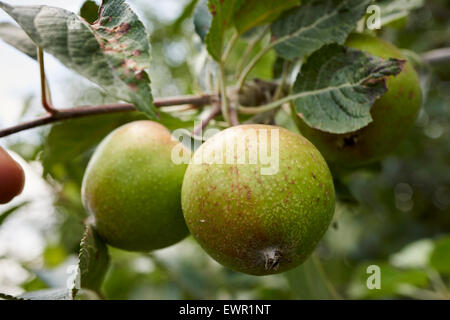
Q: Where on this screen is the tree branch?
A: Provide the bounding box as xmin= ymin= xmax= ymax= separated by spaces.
xmin=0 ymin=95 xmax=214 ymax=138
xmin=2 ymin=46 xmax=450 ymax=139
xmin=192 ymin=100 xmax=221 ymax=137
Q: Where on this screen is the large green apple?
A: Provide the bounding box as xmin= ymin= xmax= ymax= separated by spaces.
xmin=82 ymin=121 xmax=190 ymax=251
xmin=0 ymin=147 xmax=25 ymax=204
xmin=294 ymin=33 xmax=422 ymax=166
xmin=181 ymin=125 xmax=335 ymax=275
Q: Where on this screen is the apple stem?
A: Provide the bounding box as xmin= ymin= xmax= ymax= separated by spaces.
xmin=264 ymin=248 xmax=282 ymax=271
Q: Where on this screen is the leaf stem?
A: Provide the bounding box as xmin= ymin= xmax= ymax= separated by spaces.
xmin=273 ymin=60 xmax=291 ymax=101
xmin=219 ymin=62 xmax=231 ymax=125
xmin=222 ymin=31 xmax=239 ymax=64
xmin=235 ymin=26 xmax=270 ymax=79
xmin=238 ymin=93 xmax=294 ymax=115
xmin=37 ymin=47 xmax=58 ymax=114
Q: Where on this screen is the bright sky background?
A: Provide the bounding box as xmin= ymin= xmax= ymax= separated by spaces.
xmin=0 ymin=0 xmax=184 ymax=295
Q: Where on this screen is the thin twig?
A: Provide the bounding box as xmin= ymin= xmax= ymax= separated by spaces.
xmin=37 ymin=47 xmax=58 ymax=114
xmin=192 ymin=101 xmax=221 ymax=137
xmin=0 ymin=95 xmax=214 ymax=138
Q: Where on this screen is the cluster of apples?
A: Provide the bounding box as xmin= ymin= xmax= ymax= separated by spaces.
xmin=82 ymin=35 xmax=422 ymax=275
xmin=1 ymin=35 xmax=421 ymax=276
xmin=81 ymin=35 xmax=422 ymax=275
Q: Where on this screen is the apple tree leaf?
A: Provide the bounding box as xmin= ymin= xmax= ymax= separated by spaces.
xmin=291 ymin=44 xmax=405 ymax=134
xmin=0 ymin=0 xmax=155 ymax=118
xmin=78 ymin=224 xmax=110 ymax=292
xmin=234 ymin=0 xmax=301 ymax=35
xmin=271 ymin=0 xmax=370 ymax=60
xmin=205 ymin=0 xmax=243 ymax=61
xmin=0 ymin=22 xmax=37 ymax=59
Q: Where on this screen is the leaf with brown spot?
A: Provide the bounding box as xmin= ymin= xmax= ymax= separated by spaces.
xmin=0 ymin=0 xmax=155 ymax=118
xmin=292 ymin=44 xmax=405 ymax=134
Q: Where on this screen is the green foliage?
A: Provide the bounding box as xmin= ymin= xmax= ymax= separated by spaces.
xmin=0 ymin=0 xmax=448 ymax=300
xmin=234 ymin=0 xmax=301 ymax=35
xmin=271 ymin=0 xmax=370 ymax=60
xmin=292 ymin=44 xmax=404 ymax=134
xmin=348 ymin=262 xmax=429 ymax=299
xmin=285 ymin=255 xmax=338 ymax=299
xmin=42 ymin=113 xmax=146 ymax=178
xmin=376 ymin=0 xmax=425 ymax=27
xmin=430 ymin=237 xmax=450 ymax=275
xmin=0 ymin=0 xmax=155 ymax=117
xmin=205 ymin=0 xmax=243 ymax=61
xmin=78 ymin=225 xmax=110 ymax=291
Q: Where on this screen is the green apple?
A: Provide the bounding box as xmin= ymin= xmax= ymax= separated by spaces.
xmin=182 ymin=124 xmax=335 ymax=275
xmin=82 ymin=121 xmax=190 ymax=251
xmin=294 ymin=33 xmax=422 ymax=166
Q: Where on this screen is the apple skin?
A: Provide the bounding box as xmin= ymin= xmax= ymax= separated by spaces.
xmin=0 ymin=147 xmax=25 ymax=204
xmin=82 ymin=121 xmax=191 ymax=252
xmin=181 ymin=125 xmax=335 ymax=275
xmin=294 ymin=33 xmax=422 ymax=167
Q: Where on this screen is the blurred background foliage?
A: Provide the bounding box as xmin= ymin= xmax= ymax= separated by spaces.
xmin=0 ymin=0 xmax=449 ymax=299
